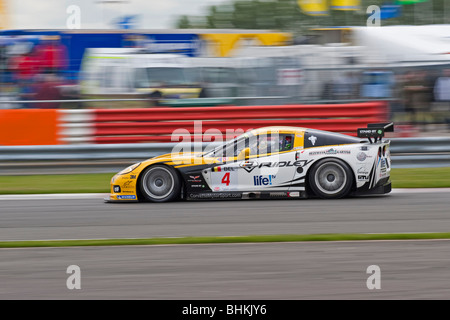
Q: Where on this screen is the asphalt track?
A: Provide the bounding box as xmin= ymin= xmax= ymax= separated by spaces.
xmin=2 ymin=240 xmax=450 ymax=299
xmin=1 ymin=190 xmax=450 ymax=241
xmin=2 ymin=190 xmax=450 ymax=299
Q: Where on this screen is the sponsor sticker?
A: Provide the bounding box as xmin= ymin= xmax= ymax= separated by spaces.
xmin=188 ymin=175 xmax=202 ymax=182
xmin=212 ymin=167 xmax=235 ymax=172
xmin=113 ymin=185 xmax=121 ymax=193
xmin=309 ymin=148 xmax=351 ymax=156
xmin=122 ymin=181 xmax=133 ymax=189
xmin=117 ymin=195 xmax=136 ymax=200
xmin=357 ymin=152 xmax=367 ymax=161
xmin=240 ymin=160 xmax=313 ymax=173
xmin=380 ymin=158 xmax=387 ymax=174
xmin=189 ymin=193 xmax=241 ymax=199
xmin=358 ymin=175 xmax=369 ymax=181
xmin=270 ymin=192 xmax=288 ymax=197
xmin=253 ymin=175 xmax=276 ymax=186
xmin=357 ymin=166 xmax=369 ymax=175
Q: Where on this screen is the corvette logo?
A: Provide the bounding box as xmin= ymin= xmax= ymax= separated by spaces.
xmin=308 ymin=135 xmax=317 ymax=146
xmin=188 ymin=175 xmax=202 ymax=182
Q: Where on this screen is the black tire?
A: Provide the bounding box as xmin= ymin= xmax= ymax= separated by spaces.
xmin=308 ymin=158 xmax=353 ymax=199
xmin=139 ymin=165 xmax=181 ymax=202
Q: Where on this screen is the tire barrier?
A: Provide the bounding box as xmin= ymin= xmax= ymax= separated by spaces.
xmin=58 ymin=102 xmax=388 ymax=144
xmin=0 ymin=102 xmax=387 ymax=145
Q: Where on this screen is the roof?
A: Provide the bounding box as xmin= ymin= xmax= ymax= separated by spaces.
xmin=249 ymin=126 xmax=307 ymax=135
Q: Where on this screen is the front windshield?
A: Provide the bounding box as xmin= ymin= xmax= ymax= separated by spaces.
xmin=203 ymin=132 xmax=252 ymax=158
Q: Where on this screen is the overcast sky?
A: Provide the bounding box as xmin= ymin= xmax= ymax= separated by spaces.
xmin=8 ymin=0 xmax=228 ymax=30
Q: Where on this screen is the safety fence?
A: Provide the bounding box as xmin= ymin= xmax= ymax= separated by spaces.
xmin=0 ymin=138 xmax=449 ymax=171
xmin=0 ymin=101 xmax=388 ymax=145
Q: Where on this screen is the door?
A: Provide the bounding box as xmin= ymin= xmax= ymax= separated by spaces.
xmin=209 ymin=133 xmax=298 ymax=192
xmin=237 ymin=133 xmax=297 ymax=191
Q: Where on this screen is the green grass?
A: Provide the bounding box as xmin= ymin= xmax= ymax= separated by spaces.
xmin=0 ymin=167 xmax=449 ymax=195
xmin=0 ymin=173 xmax=113 ymax=194
xmin=2 ymin=233 xmax=450 ymax=248
xmin=390 ymin=167 xmax=450 ymax=188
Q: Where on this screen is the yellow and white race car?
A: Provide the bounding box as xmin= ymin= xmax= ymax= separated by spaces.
xmin=107 ymin=123 xmax=393 ymax=202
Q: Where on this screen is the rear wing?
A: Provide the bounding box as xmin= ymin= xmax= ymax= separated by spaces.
xmin=357 ymin=123 xmax=394 ymax=143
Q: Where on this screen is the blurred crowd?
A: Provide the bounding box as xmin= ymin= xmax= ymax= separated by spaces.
xmin=321 ymin=68 xmax=450 ymax=130
xmin=0 ymin=35 xmax=76 ymax=109
xmin=391 ymin=69 xmax=450 ymax=130
xmin=1 ymin=35 xmax=450 ymax=131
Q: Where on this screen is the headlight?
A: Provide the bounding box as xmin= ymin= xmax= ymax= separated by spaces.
xmin=118 ymin=163 xmax=141 ymax=175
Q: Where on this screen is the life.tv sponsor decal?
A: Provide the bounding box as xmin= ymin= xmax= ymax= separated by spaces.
xmin=253 ymin=175 xmax=276 ymax=186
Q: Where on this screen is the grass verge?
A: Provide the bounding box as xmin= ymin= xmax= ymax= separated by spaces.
xmin=0 ymin=167 xmax=449 ymax=194
xmin=390 ymin=167 xmax=450 ymax=188
xmin=0 ymin=173 xmax=113 ymax=194
xmin=2 ymin=233 xmax=450 ymax=248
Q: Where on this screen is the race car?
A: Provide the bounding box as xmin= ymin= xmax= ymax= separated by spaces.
xmin=106 ymin=123 xmax=393 ymax=202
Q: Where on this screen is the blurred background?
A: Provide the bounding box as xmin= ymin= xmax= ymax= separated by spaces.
xmin=2 ymin=1 xmax=450 ymax=301
xmin=1 ymin=0 xmax=450 ymax=161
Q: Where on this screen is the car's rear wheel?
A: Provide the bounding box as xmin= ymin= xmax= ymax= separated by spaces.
xmin=139 ymin=165 xmax=181 ymax=202
xmin=308 ymin=159 xmax=353 ymax=199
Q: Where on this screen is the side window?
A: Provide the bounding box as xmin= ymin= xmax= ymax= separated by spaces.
xmin=216 ymin=134 xmax=294 ymax=158
xmin=303 ymin=131 xmax=358 ymax=148
xmin=279 ymin=134 xmax=294 ymax=152
xmin=251 ymin=134 xmax=294 ymax=155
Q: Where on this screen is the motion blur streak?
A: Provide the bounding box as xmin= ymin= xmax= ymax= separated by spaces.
xmin=2 ymin=241 xmax=450 ymax=299
xmin=1 ymin=191 xmax=450 ymax=241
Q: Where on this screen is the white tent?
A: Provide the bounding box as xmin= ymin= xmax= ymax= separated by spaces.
xmin=353 ymin=25 xmax=450 ymax=64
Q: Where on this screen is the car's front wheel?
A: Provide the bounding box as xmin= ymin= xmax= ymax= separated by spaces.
xmin=308 ymin=159 xmax=353 ymax=199
xmin=139 ymin=165 xmax=181 ymax=202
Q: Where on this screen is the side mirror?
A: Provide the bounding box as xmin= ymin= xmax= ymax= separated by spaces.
xmin=237 ymin=147 xmax=251 ymax=160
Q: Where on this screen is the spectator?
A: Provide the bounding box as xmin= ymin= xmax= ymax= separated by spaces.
xmin=333 ymin=72 xmax=357 ymax=100
xmin=30 ymin=72 xmax=64 ymax=109
xmin=433 ymin=69 xmax=450 ymax=129
xmin=402 ymin=71 xmax=429 ymax=127
xmin=391 ymin=73 xmax=407 ymax=120
xmin=0 ymin=41 xmax=8 ymax=85
xmin=33 ymin=35 xmax=68 ymax=75
xmin=8 ymin=49 xmax=39 ymax=108
xmin=433 ymin=69 xmax=450 ymax=102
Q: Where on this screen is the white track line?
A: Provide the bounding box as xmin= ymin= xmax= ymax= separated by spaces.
xmin=0 ymin=189 xmax=449 ymax=200
xmin=391 ymin=188 xmax=450 ymax=193
xmin=0 ymin=193 xmax=109 ymax=200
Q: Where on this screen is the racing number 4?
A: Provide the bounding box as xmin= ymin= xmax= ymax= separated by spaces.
xmin=221 ymin=172 xmax=230 ymax=186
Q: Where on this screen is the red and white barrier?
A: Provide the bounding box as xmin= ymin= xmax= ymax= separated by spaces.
xmin=1 ymin=102 xmax=389 ymax=145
